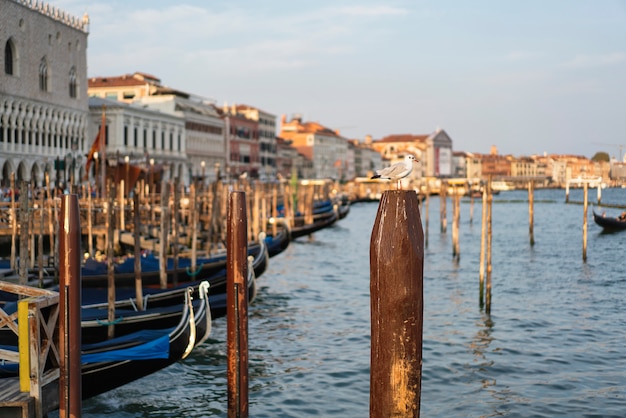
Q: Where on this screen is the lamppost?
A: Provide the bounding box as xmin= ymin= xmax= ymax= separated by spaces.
xmin=93 ymin=152 xmax=99 ymax=198
xmin=200 ymin=161 xmax=206 ymax=191
xmin=214 ymin=162 xmax=221 ymax=182
xmin=125 ymin=155 xmax=130 ymax=196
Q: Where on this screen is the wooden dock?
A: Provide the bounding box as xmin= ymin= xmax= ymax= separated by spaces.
xmin=0 ymin=282 xmax=61 ymax=418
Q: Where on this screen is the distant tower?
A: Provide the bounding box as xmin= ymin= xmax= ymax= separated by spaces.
xmin=490 ymin=145 xmax=498 ymax=155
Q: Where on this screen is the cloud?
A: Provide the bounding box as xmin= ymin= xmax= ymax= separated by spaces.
xmin=563 ymin=52 xmax=626 ymax=69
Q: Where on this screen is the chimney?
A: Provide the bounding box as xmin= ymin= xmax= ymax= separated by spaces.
xmin=364 ymin=134 xmax=372 ymax=145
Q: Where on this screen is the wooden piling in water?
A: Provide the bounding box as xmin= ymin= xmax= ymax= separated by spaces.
xmin=133 ymin=190 xmax=144 ymax=311
xmin=440 ymin=180 xmax=447 ymax=233
xmin=528 ymin=180 xmax=535 ymax=246
xmin=370 ymin=190 xmax=423 ymax=417
xmin=106 ymin=181 xmax=116 ymax=339
xmin=58 ymin=194 xmax=82 ymax=416
xmin=479 ymin=184 xmax=487 ymax=309
xmin=583 ymin=182 xmax=588 ymax=262
xmin=452 ymin=191 xmax=460 ymax=262
xmin=159 ymin=182 xmax=170 ymax=289
xmin=486 ymin=178 xmax=493 ymax=315
xmin=227 ymin=191 xmax=249 ymax=418
xmin=19 ymin=181 xmax=29 ymax=285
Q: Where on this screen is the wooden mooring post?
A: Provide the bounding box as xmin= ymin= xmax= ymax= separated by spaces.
xmin=452 ymin=190 xmax=460 ymax=262
xmin=58 ymin=194 xmax=82 ymax=416
xmin=479 ymin=183 xmax=487 ymax=309
xmin=485 ymin=178 xmax=493 ymax=315
xmin=583 ymin=182 xmax=588 ymax=262
xmin=528 ymin=180 xmax=535 ymax=246
xmin=439 ymin=180 xmax=447 ymax=233
xmin=227 ymin=191 xmax=249 ymax=418
xmin=370 ymin=190 xmax=423 ymax=417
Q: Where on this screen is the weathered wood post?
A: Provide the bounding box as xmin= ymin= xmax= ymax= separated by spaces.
xmin=583 ymin=181 xmax=588 ymax=262
xmin=133 ymin=190 xmax=144 ymax=311
xmin=370 ymin=190 xmax=423 ymax=417
xmin=479 ymin=183 xmax=487 ymax=309
xmin=424 ymin=183 xmax=430 ymax=249
xmin=452 ymin=190 xmax=460 ymax=262
xmin=440 ymin=180 xmax=447 ymax=233
xmin=172 ymin=180 xmax=180 ymax=287
xmin=486 ymin=178 xmax=493 ymax=315
xmin=159 ymin=181 xmax=170 ymax=289
xmin=58 ymin=194 xmax=82 ymax=416
xmin=227 ymin=191 xmax=249 ymax=418
xmin=597 ymin=183 xmax=601 ymax=205
xmin=106 ymin=181 xmax=116 ymax=339
xmin=10 ymin=173 xmax=16 ymax=271
xmin=565 ymin=181 xmax=570 ymax=203
xmin=528 ymin=180 xmax=535 ymax=246
xmin=19 ymin=181 xmax=29 ymax=284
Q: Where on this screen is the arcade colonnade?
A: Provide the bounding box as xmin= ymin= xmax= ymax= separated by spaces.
xmin=0 ymin=94 xmax=88 ymax=188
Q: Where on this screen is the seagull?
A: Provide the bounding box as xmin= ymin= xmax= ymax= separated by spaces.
xmin=371 ymin=154 xmax=418 ymax=190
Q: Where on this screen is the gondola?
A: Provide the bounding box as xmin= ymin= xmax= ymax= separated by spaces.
xmin=264 ymin=221 xmax=291 ymax=258
xmin=80 ymin=285 xmax=209 ymax=399
xmin=0 ymin=285 xmax=211 ymax=400
xmin=80 ymin=239 xmax=267 ymax=288
xmin=592 ymin=209 xmax=626 ymax=232
xmin=78 ymin=237 xmax=268 ymax=293
xmin=289 ymin=210 xmax=338 ymax=240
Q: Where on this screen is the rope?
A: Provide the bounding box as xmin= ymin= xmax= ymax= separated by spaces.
xmin=95 ymin=316 xmax=123 ymax=326
xmin=186 ymin=263 xmax=203 ymax=277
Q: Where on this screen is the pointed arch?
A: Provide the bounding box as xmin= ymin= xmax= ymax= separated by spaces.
xmin=4 ymin=38 xmax=17 ymax=76
xmin=69 ymin=66 xmax=77 ymax=98
xmin=39 ymin=57 xmax=48 ymax=91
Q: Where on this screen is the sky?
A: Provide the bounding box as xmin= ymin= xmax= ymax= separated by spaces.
xmin=55 ymin=0 xmax=626 ymax=159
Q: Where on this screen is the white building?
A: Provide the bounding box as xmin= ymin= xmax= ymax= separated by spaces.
xmin=0 ymin=0 xmax=89 ymax=187
xmin=88 ymin=97 xmax=188 ymax=183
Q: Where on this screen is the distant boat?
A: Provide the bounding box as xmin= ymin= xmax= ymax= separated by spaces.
xmin=490 ymin=181 xmax=515 ymax=192
xmin=592 ymin=209 xmax=626 ymax=232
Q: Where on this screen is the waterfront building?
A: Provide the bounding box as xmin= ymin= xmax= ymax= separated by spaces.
xmin=88 ymin=72 xmax=226 ymax=183
xmin=369 ymin=128 xmax=454 ymax=178
xmin=351 ymin=137 xmax=383 ymax=178
xmin=0 ymin=0 xmax=89 ymax=187
xmin=279 ymin=114 xmax=350 ymax=180
xmin=233 ymin=104 xmax=277 ymax=181
xmin=133 ymin=95 xmax=226 ymax=184
xmin=88 ymin=97 xmax=187 ymax=182
xmin=217 ymin=105 xmax=260 ymax=179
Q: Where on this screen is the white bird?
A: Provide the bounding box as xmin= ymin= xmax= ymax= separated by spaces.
xmin=371 ymin=154 xmax=418 ymax=190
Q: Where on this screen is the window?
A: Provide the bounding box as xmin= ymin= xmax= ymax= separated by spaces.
xmin=69 ymin=67 xmax=77 ymax=98
xmin=39 ymin=58 xmax=48 ymax=91
xmin=4 ymin=39 xmax=15 ymax=75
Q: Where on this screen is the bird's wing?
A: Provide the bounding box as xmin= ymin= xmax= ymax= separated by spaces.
xmin=378 ymin=163 xmax=407 ymax=178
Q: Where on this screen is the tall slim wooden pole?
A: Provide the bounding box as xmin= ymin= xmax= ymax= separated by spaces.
xmin=227 ymin=191 xmax=249 ymax=418
xmin=479 ymin=184 xmax=487 ymax=309
xmin=133 ymin=190 xmax=144 ymax=311
xmin=583 ymin=182 xmax=588 ymax=262
xmin=440 ymin=181 xmax=447 ymax=233
xmin=106 ymin=180 xmax=116 ymax=339
xmin=58 ymin=194 xmax=82 ymax=416
xmin=18 ymin=181 xmax=29 ymax=285
xmin=485 ymin=178 xmax=493 ymax=315
xmin=452 ymin=191 xmax=460 ymax=262
xmin=370 ymin=190 xmax=423 ymax=417
xmin=528 ymin=181 xmax=535 ymax=246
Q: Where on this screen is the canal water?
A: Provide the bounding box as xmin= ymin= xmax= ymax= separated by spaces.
xmin=77 ymin=188 xmax=625 ymax=417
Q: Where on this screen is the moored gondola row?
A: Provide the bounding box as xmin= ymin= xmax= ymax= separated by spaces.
xmin=0 ymin=176 xmax=350 ymax=415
